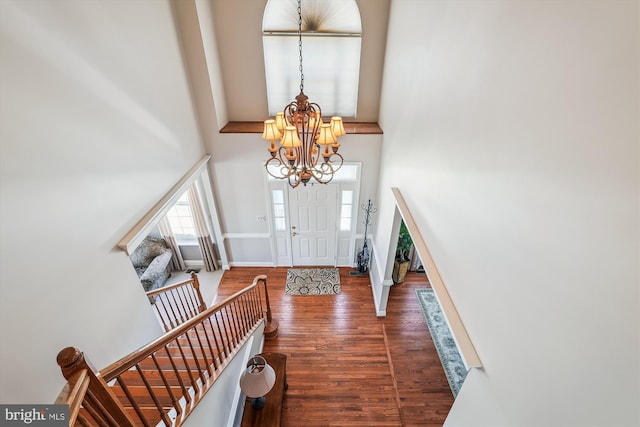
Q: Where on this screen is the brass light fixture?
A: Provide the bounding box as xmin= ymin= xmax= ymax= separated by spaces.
xmin=262 ymin=0 xmax=346 ymax=188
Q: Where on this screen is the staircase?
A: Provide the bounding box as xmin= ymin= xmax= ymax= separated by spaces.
xmin=54 ymin=275 xmax=275 ymax=426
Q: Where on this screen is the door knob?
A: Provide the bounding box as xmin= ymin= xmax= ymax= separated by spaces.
xmin=292 ymin=232 xmax=298 ymax=236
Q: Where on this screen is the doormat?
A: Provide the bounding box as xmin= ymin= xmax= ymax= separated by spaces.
xmin=185 ymin=268 xmax=201 ymax=274
xmin=285 ymin=268 xmax=341 ymax=295
xmin=415 ymin=288 xmax=468 ymax=397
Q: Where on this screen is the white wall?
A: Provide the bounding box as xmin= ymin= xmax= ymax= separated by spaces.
xmin=376 ymin=1 xmax=639 ymax=426
xmin=0 ymin=0 xmax=205 ymax=403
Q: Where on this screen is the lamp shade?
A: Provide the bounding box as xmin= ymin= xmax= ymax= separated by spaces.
xmin=262 ymin=119 xmax=282 ymax=141
xmin=239 ymin=356 xmax=276 ymax=398
xmin=280 ymin=126 xmax=302 ymax=148
xmin=316 ymin=123 xmax=336 ymax=146
xmin=330 ymin=116 xmax=346 ymax=137
xmin=274 ymin=112 xmax=286 ymax=132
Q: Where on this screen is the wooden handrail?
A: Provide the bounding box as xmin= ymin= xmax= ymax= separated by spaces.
xmin=146 ymin=273 xmax=204 ymax=299
xmin=55 ymin=275 xmax=273 ymax=427
xmin=147 ymin=273 xmax=207 ymax=331
xmin=102 ymin=281 xmax=261 ymax=380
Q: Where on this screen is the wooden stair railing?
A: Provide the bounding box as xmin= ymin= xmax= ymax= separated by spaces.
xmin=146 ymin=273 xmax=207 ymax=332
xmin=55 ymin=275 xmax=271 ymax=427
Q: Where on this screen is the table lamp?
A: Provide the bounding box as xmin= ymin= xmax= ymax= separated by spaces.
xmin=239 ymin=356 xmax=276 ymax=409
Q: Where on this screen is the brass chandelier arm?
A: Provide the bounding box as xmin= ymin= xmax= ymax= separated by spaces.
xmin=265 ymin=149 xmax=344 ymax=188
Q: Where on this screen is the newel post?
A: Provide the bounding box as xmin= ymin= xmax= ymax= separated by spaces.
xmin=57 ymin=347 xmax=135 ymax=426
xmin=191 ymin=272 xmax=207 ymax=313
xmin=253 ymin=275 xmax=279 ymax=339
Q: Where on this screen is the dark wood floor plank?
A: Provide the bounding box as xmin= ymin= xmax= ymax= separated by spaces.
xmin=216 ymin=268 xmax=453 ymax=426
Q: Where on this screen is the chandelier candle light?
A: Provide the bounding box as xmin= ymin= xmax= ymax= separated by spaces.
xmin=262 ymin=0 xmax=346 ymax=188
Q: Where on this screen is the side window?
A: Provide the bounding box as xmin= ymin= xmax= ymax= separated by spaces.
xmin=339 ymin=190 xmax=354 ymax=231
xmin=272 ymin=189 xmax=286 ymax=231
xmin=165 ymin=193 xmax=196 ymax=242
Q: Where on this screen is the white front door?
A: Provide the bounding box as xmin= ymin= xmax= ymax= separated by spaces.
xmin=289 ymin=184 xmax=337 ymax=266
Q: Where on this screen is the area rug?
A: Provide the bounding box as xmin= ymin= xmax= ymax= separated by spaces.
xmin=415 ymin=288 xmax=468 ymax=397
xmin=285 ymin=268 xmax=341 ymax=295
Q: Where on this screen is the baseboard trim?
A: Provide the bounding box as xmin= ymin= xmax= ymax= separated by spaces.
xmin=229 ymin=261 xmax=275 ymax=267
xmin=184 ymin=260 xmax=205 ymax=268
xmin=224 ymin=233 xmax=271 ymax=240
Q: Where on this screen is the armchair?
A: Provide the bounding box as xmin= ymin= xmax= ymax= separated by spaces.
xmin=130 ymin=236 xmax=173 ymax=291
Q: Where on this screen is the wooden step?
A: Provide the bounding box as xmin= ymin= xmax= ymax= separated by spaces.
xmin=110 ymin=383 xmax=185 ymax=408
xmin=77 ymin=406 xmax=162 ymax=427
xmin=118 ymin=368 xmax=197 ymax=389
xmin=134 ymin=354 xmax=221 ymax=376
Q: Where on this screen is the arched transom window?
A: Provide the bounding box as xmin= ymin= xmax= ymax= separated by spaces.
xmin=263 ymin=0 xmax=362 ymax=118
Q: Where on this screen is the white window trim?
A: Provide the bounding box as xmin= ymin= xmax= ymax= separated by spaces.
xmin=117 ymin=155 xmax=228 ymax=272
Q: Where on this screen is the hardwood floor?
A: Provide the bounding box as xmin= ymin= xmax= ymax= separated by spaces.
xmin=215 ymin=267 xmax=454 ymax=427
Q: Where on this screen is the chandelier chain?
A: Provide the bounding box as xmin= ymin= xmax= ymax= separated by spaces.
xmin=297 ymin=0 xmax=304 ymax=92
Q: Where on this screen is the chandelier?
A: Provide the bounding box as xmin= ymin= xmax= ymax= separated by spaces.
xmin=261 ymin=0 xmax=346 ymax=188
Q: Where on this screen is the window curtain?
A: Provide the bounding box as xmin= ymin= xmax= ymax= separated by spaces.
xmin=187 ymin=184 xmax=219 ymax=271
xmin=158 ymin=216 xmax=186 ymax=271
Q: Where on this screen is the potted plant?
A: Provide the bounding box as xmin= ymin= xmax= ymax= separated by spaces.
xmin=392 ymin=220 xmax=413 ymax=284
